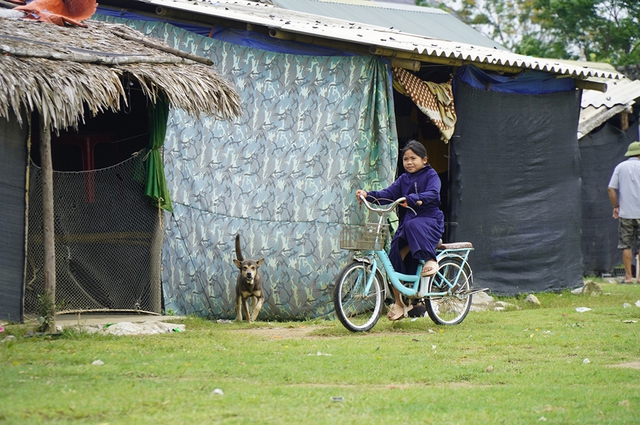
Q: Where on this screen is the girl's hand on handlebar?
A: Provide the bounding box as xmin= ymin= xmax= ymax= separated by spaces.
xmin=355 ymin=189 xmax=367 ymax=204
xmin=400 ymin=200 xmax=408 ymax=208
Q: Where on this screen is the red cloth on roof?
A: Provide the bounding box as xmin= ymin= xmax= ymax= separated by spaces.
xmin=15 ymin=0 xmax=97 ymax=27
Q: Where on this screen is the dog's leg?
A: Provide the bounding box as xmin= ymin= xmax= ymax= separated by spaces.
xmin=250 ymin=297 xmax=264 ymax=322
xmin=246 ymin=297 xmax=253 ymax=321
xmin=242 ymin=298 xmax=252 ymax=323
xmin=235 ymin=295 xmax=243 ymax=322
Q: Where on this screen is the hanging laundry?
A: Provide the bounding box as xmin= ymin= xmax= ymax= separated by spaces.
xmin=392 ymin=67 xmax=457 ymax=142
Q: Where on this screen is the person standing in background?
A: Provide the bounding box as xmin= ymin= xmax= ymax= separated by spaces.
xmin=608 ymin=141 xmax=640 ymax=283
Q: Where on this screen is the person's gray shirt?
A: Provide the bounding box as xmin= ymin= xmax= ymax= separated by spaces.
xmin=609 ymin=157 xmax=640 ymax=219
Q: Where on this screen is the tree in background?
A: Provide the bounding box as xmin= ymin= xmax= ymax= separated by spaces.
xmin=454 ymin=0 xmax=639 ymax=66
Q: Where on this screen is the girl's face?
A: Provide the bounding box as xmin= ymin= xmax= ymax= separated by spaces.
xmin=403 ymin=148 xmax=428 ymax=173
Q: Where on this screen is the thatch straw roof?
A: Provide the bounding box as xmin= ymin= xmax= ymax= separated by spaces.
xmin=0 ymin=17 xmax=242 ymax=130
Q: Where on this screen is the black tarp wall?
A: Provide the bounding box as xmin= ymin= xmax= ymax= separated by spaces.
xmin=0 ymin=114 xmax=27 ymax=322
xmin=449 ymin=79 xmax=583 ymax=295
xmin=580 ymin=118 xmax=640 ymax=276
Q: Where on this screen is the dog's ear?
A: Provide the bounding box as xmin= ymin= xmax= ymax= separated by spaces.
xmin=233 ymin=259 xmax=242 ymax=269
xmin=256 ymin=258 xmax=265 ymax=267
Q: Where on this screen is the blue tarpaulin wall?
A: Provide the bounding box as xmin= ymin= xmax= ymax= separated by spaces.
xmin=96 ymin=13 xmax=398 ymax=319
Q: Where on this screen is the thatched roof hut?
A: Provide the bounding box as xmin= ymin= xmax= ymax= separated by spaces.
xmin=0 ymin=15 xmax=241 ymax=329
xmin=0 ymin=17 xmax=242 ymax=130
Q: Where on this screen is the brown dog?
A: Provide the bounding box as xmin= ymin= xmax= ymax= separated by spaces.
xmin=233 ymin=234 xmax=265 ymax=323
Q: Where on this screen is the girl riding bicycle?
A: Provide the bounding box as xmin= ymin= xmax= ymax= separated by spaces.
xmin=355 ymin=140 xmax=444 ymax=320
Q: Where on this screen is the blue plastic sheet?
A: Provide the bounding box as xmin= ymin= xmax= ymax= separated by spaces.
xmin=97 ymin=7 xmax=347 ymax=56
xmin=455 ymin=64 xmax=575 ymax=94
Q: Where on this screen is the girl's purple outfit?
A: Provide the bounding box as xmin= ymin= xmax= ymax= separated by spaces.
xmin=366 ymin=165 xmax=444 ymax=275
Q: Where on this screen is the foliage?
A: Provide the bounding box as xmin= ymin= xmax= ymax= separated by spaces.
xmin=457 ymin=0 xmax=539 ymax=51
xmin=453 ymin=0 xmax=639 ymax=66
xmin=35 ymin=291 xmax=55 ymax=334
xmin=35 ymin=291 xmax=69 ymax=334
xmin=1 ymin=282 xmax=640 ymax=424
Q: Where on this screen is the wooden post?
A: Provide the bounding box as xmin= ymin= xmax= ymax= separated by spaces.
xmin=621 ymin=112 xmax=629 ymax=132
xmin=40 ymin=119 xmax=56 ymax=332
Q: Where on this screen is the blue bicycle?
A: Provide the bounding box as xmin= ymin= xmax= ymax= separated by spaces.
xmin=333 ymin=196 xmax=486 ymax=332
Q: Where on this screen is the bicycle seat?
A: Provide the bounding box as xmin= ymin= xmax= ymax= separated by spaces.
xmin=437 ymin=241 xmax=473 ymax=250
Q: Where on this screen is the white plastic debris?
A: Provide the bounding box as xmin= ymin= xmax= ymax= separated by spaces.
xmin=623 ymin=303 xmax=632 ymax=308
xmin=583 ymin=358 xmax=591 ymax=364
xmin=525 ymin=294 xmax=541 ymax=305
xmin=575 ymin=307 xmax=592 ymax=313
xmin=212 ymin=388 xmax=224 ymax=396
xmin=92 ymin=359 xmax=104 ymax=366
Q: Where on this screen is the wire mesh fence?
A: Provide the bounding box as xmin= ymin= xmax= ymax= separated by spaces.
xmin=24 ymin=151 xmax=163 ymax=315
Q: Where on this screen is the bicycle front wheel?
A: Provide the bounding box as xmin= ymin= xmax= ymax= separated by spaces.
xmin=333 ymin=261 xmax=385 ymax=332
xmin=425 ymin=256 xmax=472 ymax=325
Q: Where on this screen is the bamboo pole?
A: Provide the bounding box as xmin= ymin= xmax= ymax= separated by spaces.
xmin=40 ymin=119 xmax=56 ymax=332
xmin=0 ymin=43 xmax=198 ymax=66
xmin=109 ymin=26 xmax=213 ymax=66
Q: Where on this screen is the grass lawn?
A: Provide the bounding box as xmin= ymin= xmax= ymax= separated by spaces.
xmin=1 ymin=280 xmax=640 ymax=424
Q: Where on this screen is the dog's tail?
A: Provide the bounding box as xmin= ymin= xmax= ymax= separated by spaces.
xmin=235 ymin=233 xmax=244 ymax=262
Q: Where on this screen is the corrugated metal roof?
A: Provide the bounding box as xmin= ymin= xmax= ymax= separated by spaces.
xmin=109 ymin=0 xmax=623 ymax=80
xmin=578 ymin=77 xmax=640 ymax=139
xmin=272 ymin=0 xmax=506 ymax=50
xmin=582 ymin=78 xmax=640 ymax=109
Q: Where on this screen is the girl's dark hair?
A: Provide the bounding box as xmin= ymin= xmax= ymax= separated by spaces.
xmin=401 ymin=140 xmax=427 ymax=159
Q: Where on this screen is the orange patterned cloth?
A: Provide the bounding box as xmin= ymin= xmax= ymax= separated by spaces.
xmin=15 ymin=0 xmax=97 ymax=27
xmin=392 ymin=67 xmax=456 ymax=142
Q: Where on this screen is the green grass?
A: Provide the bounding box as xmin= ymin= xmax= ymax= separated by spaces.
xmin=1 ymin=280 xmax=640 ymax=424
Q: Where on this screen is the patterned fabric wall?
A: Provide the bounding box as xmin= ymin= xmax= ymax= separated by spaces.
xmin=96 ymin=17 xmax=398 ymax=320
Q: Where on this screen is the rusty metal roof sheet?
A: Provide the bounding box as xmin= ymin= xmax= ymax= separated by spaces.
xmin=102 ymin=0 xmax=623 ymax=80
xmin=271 ymin=0 xmax=506 ymax=50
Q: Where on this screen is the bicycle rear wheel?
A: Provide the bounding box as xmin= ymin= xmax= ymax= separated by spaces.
xmin=425 ymin=256 xmax=472 ymax=325
xmin=333 ymin=261 xmax=385 ymax=332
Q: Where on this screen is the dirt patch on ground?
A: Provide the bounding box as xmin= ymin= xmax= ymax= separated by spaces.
xmin=608 ymin=361 xmax=640 ymax=369
xmin=234 ymin=325 xmax=436 ymax=340
xmin=236 ymin=325 xmax=328 ymax=339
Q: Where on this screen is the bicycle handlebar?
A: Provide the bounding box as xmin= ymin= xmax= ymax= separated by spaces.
xmin=359 ymin=195 xmax=406 ymax=213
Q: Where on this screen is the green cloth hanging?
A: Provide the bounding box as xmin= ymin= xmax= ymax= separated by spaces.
xmin=145 ymin=96 xmax=173 ymax=213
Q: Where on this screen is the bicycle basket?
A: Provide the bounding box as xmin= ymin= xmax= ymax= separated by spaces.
xmin=340 ymin=222 xmax=389 ymax=250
